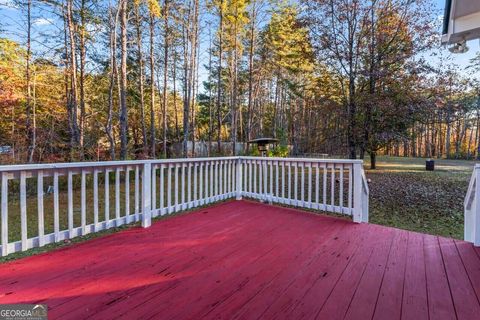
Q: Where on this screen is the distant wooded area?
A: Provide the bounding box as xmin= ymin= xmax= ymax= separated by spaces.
xmin=0 ymin=0 xmax=479 ymax=168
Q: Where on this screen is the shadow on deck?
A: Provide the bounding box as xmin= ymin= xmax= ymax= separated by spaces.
xmin=0 ymin=200 xmax=479 ymax=319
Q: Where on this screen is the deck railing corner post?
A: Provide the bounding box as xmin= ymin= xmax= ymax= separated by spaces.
xmin=142 ymin=162 xmax=152 ymax=228
xmin=353 ymin=162 xmax=365 ymax=223
xmin=236 ymin=157 xmax=243 ymax=200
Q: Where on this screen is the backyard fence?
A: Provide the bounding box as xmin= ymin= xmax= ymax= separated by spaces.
xmin=0 ymin=157 xmax=369 ymax=256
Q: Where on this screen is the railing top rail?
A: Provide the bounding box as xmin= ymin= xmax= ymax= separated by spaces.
xmin=149 ymin=157 xmax=239 ymax=164
xmin=239 ymin=156 xmax=364 ymax=164
xmin=361 ymin=170 xmax=370 ymax=195
xmin=0 ymin=157 xmax=242 ymax=172
xmin=465 ymin=167 xmax=478 ymax=209
xmin=0 ymin=160 xmax=143 ymax=172
xmin=0 ymin=156 xmax=363 ymax=173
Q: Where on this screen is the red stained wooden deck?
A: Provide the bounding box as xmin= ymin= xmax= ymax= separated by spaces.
xmin=1 ymin=200 xmax=480 ymax=320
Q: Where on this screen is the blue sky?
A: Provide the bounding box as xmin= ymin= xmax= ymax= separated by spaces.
xmin=0 ymin=0 xmax=478 ymax=79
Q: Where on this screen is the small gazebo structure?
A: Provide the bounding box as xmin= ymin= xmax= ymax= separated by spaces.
xmin=247 ymin=138 xmax=279 ymax=157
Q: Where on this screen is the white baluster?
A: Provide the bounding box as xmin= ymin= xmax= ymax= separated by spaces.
xmin=281 ymin=161 xmax=285 ymax=203
xmin=322 ymin=163 xmax=327 ymax=209
xmin=339 ymin=164 xmax=344 ymax=213
xmin=67 ymin=171 xmax=74 ymax=238
xmin=275 ymin=161 xmax=279 ymax=202
xmin=269 ymin=161 xmax=273 ymax=200
xmin=151 ymin=165 xmax=157 ymax=215
xmin=199 ymin=162 xmax=204 ymax=205
xmin=308 ymin=163 xmax=312 ymax=208
xmin=81 ymin=170 xmax=87 ymax=233
xmin=187 ymin=162 xmax=192 ymax=208
xmin=288 ymin=162 xmax=292 ymax=204
xmin=1 ymin=172 xmax=8 ymax=256
xmin=135 ymin=166 xmax=139 ymax=221
xmin=105 ymin=169 xmax=110 ymax=224
xmin=37 ymin=170 xmax=45 ymax=246
xmin=331 ymin=163 xmax=335 ymax=212
xmin=93 ymin=169 xmax=99 ymax=229
xmin=294 ymin=162 xmax=298 ymax=206
xmin=348 ymin=164 xmax=353 ymax=214
xmin=115 ymin=168 xmax=121 ymax=225
xmin=181 ymin=163 xmax=186 ymax=210
xmin=20 ymin=171 xmax=27 ymax=250
xmin=210 ymin=161 xmax=214 ymax=202
xmin=125 ymin=167 xmax=130 ymax=220
xmin=141 ymin=162 xmax=152 ymax=228
xmin=160 ymin=164 xmax=165 ymax=215
xmin=301 ymin=162 xmax=305 ymax=206
xmin=167 ymin=164 xmax=172 ymax=213
xmin=175 ymin=163 xmax=179 ymax=212
xmin=53 ymin=171 xmax=60 ymax=241
xmin=315 ymin=163 xmax=320 ymax=210
xmin=193 ymin=162 xmax=198 ymax=207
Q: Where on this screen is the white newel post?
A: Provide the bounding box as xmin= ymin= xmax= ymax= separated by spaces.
xmin=142 ymin=162 xmax=152 ymax=228
xmin=236 ymin=158 xmax=243 ymax=200
xmin=353 ymin=162 xmax=364 ymax=223
xmin=464 ymin=165 xmax=480 ymax=246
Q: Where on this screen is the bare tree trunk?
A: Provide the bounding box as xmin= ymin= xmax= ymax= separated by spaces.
xmin=119 ymin=0 xmax=128 ymax=159
xmin=216 ymin=0 xmax=223 ymax=154
xmin=191 ymin=0 xmax=199 ymax=157
xmin=445 ymin=107 xmax=451 ymax=159
xmin=246 ymin=2 xmax=256 ymax=150
xmin=173 ymin=52 xmax=180 ymax=141
xmin=207 ymin=25 xmax=213 ymax=156
xmin=370 ymin=151 xmax=376 ymax=169
xmin=62 ymin=8 xmax=72 ymax=159
xmin=26 ymin=0 xmax=34 ymax=162
xmin=134 ymin=5 xmax=148 ymax=156
xmin=78 ymin=0 xmax=87 ymax=160
xmin=149 ymin=13 xmax=156 ymax=157
xmin=66 ymin=0 xmax=79 ymax=159
xmin=106 ymin=6 xmax=119 ymax=160
xmin=467 ymin=119 xmax=474 ymax=159
xmin=162 ymin=0 xmax=169 ymax=158
xmin=230 ymin=4 xmax=239 ymax=156
xmin=182 ymin=19 xmax=190 ymax=157
xmin=31 ymin=70 xmax=37 ymax=163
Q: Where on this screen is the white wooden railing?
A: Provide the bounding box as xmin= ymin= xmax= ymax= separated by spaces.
xmin=0 ymin=157 xmax=368 ymax=256
xmin=465 ymin=164 xmax=480 ymax=246
xmin=239 ymin=157 xmax=369 ymax=222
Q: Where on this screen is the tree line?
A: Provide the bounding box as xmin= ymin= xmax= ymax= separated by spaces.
xmin=0 ymin=0 xmax=479 ymax=168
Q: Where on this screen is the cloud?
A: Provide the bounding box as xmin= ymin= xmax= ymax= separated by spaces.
xmin=0 ymin=0 xmax=18 ymax=9
xmin=34 ymin=18 xmax=53 ymax=26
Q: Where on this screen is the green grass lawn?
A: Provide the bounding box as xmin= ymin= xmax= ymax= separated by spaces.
xmin=364 ymin=156 xmax=474 ymax=239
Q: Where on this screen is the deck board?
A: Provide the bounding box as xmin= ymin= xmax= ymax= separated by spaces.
xmin=424 ymin=234 xmax=457 ymax=320
xmin=372 ymin=229 xmax=409 ymax=320
xmin=343 ymin=225 xmax=396 ymax=320
xmin=0 ymin=200 xmax=479 ymax=320
xmin=401 ymin=232 xmax=429 ymax=320
xmin=439 ymin=237 xmax=480 ymax=319
xmin=316 ymin=225 xmax=391 ymax=320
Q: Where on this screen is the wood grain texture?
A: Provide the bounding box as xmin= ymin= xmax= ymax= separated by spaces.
xmin=0 ymin=200 xmax=478 ymax=320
